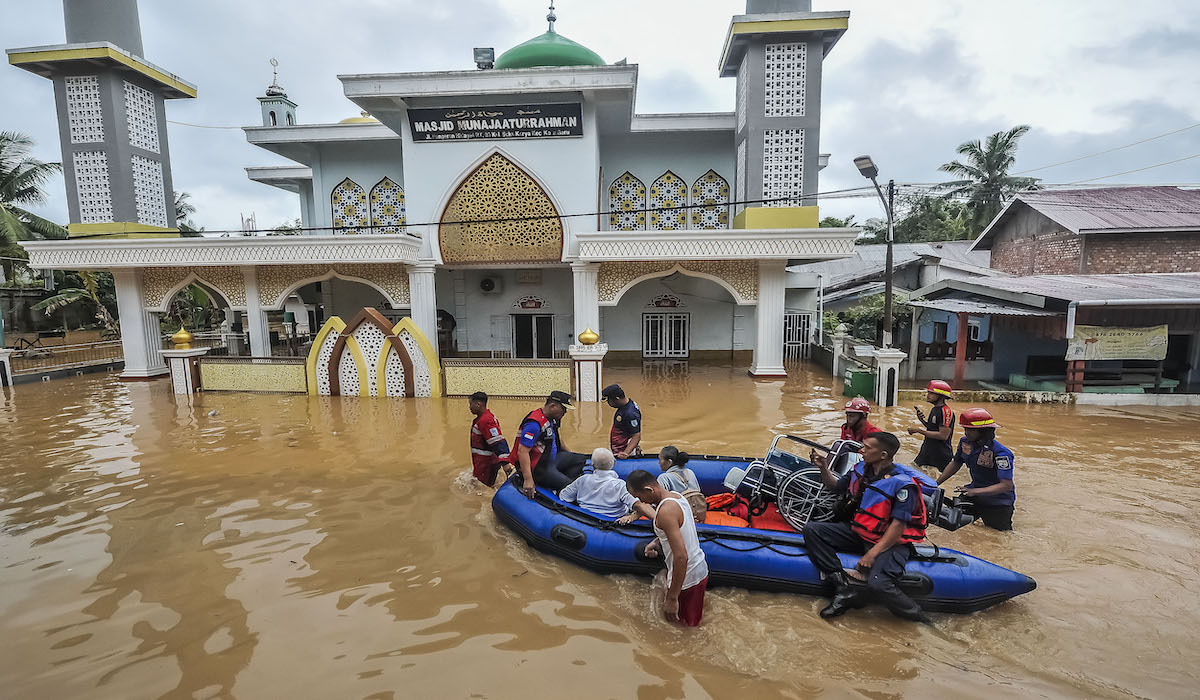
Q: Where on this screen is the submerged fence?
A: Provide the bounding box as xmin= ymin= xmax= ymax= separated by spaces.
xmin=9 ymin=339 xmax=124 ymax=375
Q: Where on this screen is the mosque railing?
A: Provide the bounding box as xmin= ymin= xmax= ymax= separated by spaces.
xmin=9 ymin=339 xmax=124 ymax=375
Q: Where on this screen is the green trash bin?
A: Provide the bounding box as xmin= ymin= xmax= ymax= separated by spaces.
xmin=843 ymin=368 xmax=875 ymax=398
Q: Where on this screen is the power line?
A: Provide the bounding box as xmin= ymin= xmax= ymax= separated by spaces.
xmin=1013 ymin=122 xmax=1200 ymax=175
xmin=1067 ymin=152 xmax=1200 ymax=184
xmin=166 ymin=120 xmax=244 ymax=130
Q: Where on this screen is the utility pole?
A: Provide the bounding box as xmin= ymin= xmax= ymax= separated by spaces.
xmin=883 ymin=179 xmax=895 ymax=348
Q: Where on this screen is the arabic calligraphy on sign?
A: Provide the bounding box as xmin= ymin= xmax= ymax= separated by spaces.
xmin=408 ymin=103 xmax=583 ymax=142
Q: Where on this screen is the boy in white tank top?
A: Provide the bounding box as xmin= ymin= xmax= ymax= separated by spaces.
xmin=625 ymin=470 xmax=709 ymax=626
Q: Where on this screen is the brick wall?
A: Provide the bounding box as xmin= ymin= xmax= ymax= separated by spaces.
xmin=1084 ymin=233 xmax=1200 ymax=273
xmin=990 ymin=234 xmax=1082 ymax=275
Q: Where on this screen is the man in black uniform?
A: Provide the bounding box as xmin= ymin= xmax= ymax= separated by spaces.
xmin=907 ymin=380 xmax=955 ymax=472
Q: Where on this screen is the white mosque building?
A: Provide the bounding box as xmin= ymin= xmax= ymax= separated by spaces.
xmin=13 ymin=0 xmax=858 ymax=385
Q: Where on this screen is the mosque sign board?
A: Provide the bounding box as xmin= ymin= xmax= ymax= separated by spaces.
xmin=1065 ymin=324 xmax=1168 ymax=361
xmin=408 ymin=103 xmax=583 ymax=142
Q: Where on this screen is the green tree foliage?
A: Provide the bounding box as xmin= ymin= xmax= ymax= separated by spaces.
xmin=819 ymin=214 xmax=857 ymax=228
xmin=938 ymin=124 xmax=1040 ymax=234
xmin=0 ymin=131 xmax=66 ymax=279
xmin=823 ymin=292 xmax=921 ymax=344
xmin=162 ymin=282 xmax=219 ymax=332
xmin=270 ymin=217 xmax=302 ymax=235
xmin=175 ymin=190 xmax=204 ymax=237
xmin=32 ymin=270 xmax=118 ymax=333
xmin=858 ymin=194 xmax=971 ymax=244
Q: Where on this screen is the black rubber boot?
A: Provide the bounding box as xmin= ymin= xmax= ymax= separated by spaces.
xmin=819 ymin=572 xmax=862 ymax=619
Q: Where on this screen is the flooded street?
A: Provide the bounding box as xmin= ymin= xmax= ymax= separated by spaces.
xmin=1 ymin=361 xmax=1197 ymax=699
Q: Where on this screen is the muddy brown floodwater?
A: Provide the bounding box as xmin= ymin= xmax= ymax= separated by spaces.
xmin=1 ymin=360 xmax=1198 ymax=699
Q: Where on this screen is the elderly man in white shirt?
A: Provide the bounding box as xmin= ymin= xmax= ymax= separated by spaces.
xmin=560 ymin=448 xmax=638 ymax=523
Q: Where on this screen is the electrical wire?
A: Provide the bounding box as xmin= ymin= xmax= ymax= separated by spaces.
xmin=1066 ymin=152 xmax=1200 ymax=184
xmin=166 ymin=120 xmax=244 ymax=130
xmin=1012 ymin=122 xmax=1200 ymax=175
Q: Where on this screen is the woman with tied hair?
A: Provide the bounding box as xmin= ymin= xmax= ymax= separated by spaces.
xmin=656 ymin=446 xmax=700 ymax=493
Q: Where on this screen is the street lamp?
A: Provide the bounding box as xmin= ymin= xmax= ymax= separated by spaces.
xmin=854 ymin=155 xmax=896 ymax=348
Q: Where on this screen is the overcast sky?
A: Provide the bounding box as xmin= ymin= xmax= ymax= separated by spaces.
xmin=3 ymin=0 xmax=1200 ymax=230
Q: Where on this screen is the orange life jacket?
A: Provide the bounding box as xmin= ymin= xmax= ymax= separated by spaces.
xmin=848 ymin=463 xmax=928 ymax=544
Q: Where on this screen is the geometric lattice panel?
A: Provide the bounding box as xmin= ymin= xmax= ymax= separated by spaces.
xmin=736 ymin=57 xmax=749 ymax=133
xmin=332 ymin=178 xmax=368 ymax=234
xmin=369 ymin=177 xmax=405 ymax=234
xmin=736 ymin=140 xmax=747 ymax=215
xmin=439 ymin=153 xmax=563 ymax=263
xmin=384 ymin=348 xmax=406 ymax=396
xmin=73 ymin=151 xmax=113 ymax=223
xmin=596 ymin=260 xmax=759 ymax=304
xmin=690 ymin=170 xmax=730 ymax=229
xmin=399 ymin=329 xmax=432 ymax=397
xmin=763 ymin=129 xmax=803 ymax=208
xmin=65 ymin=76 xmax=104 ymax=144
xmin=338 ymin=345 xmax=360 ymax=396
xmin=608 ymin=171 xmax=646 ymax=231
xmin=764 ymin=42 xmax=806 ymax=118
xmin=123 ymin=80 xmax=160 ymax=153
xmin=314 ymin=329 xmax=338 ymax=395
xmin=131 ymin=154 xmax=168 ymax=227
xmin=648 ymin=171 xmax=687 ymax=231
xmin=351 ymin=323 xmax=387 ymax=396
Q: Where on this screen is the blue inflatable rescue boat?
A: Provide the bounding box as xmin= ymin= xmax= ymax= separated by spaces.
xmin=492 ymin=437 xmax=1036 ymax=614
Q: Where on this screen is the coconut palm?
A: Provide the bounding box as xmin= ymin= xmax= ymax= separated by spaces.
xmin=1 ymin=131 xmax=66 ymax=279
xmin=938 ymin=125 xmax=1041 ymax=234
xmin=31 ymin=270 xmax=118 ymax=333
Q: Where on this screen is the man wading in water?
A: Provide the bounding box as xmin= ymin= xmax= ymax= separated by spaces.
xmin=937 ymin=408 xmax=1016 ymax=531
xmin=626 ymin=470 xmax=709 ymax=627
xmin=506 ymin=391 xmax=589 ymax=497
xmin=908 ymin=380 xmax=955 ymax=472
xmin=805 ymin=432 xmax=931 ymax=622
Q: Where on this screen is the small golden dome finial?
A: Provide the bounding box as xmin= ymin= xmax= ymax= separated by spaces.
xmin=578 ymin=327 xmax=599 ymax=345
xmin=171 ymin=326 xmax=195 ymax=348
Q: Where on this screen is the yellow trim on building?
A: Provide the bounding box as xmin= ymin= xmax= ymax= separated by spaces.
xmin=68 ymin=222 xmax=180 ymax=238
xmin=306 ymin=317 xmax=346 ymax=395
xmin=733 ymin=206 xmax=820 ymax=230
xmin=8 ymin=46 xmax=197 ymax=98
xmin=721 ymin=17 xmax=849 ymax=70
xmin=391 ymin=317 xmax=443 ymax=397
xmin=375 ymin=337 xmax=397 ymax=397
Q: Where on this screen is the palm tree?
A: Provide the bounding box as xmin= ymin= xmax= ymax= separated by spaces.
xmin=938 ymin=125 xmax=1041 ymax=234
xmin=175 ymin=190 xmax=203 ymax=236
xmin=0 ymin=131 xmax=66 ymax=279
xmin=31 ymin=269 xmax=118 ymax=333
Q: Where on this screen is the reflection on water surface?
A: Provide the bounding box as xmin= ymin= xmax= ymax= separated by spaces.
xmin=1 ymin=361 xmax=1198 ymax=698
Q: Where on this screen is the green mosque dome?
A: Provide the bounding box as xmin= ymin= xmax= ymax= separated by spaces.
xmin=493 ymin=5 xmax=605 ymax=70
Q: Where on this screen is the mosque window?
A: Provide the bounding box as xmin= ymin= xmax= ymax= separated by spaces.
xmin=131 ymin=155 xmax=168 ymax=228
xmin=331 ymin=178 xmax=368 ymax=233
xmin=370 ymin=177 xmax=406 ymax=234
xmin=736 ymin=57 xmax=749 ymax=133
xmin=439 ymin=153 xmax=563 ymax=263
xmin=648 ymin=171 xmax=688 ymax=231
xmin=735 ymin=140 xmax=747 ymax=215
xmin=73 ymin=151 xmax=113 ymax=223
xmin=764 ymin=42 xmax=807 ymax=118
xmin=124 ymin=80 xmax=161 ymax=153
xmin=269 ymin=111 xmax=277 ymax=126
xmin=608 ymin=172 xmax=646 ymax=231
xmin=763 ymin=129 xmax=804 ymax=207
xmin=285 ymin=112 xmax=294 ymax=126
xmin=690 ymin=170 xmax=730 ymax=229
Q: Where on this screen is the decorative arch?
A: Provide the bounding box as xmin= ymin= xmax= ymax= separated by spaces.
xmin=331 ymin=177 xmax=368 ymax=234
xmin=512 ymin=295 xmax=550 ymax=311
xmin=437 ymin=152 xmax=563 ymax=263
xmin=143 ymin=266 xmax=246 ymax=311
xmin=690 ymin=170 xmax=730 ymax=229
xmin=369 ymin=177 xmax=405 ymax=234
xmin=608 ymin=172 xmax=646 ymax=231
xmin=597 ymin=261 xmax=759 ymax=306
xmin=305 ymin=309 xmax=442 ymax=398
xmin=648 ymin=171 xmax=687 ymax=231
xmin=647 ymin=294 xmax=686 ymax=308
xmin=257 ymin=264 xmax=409 ymax=310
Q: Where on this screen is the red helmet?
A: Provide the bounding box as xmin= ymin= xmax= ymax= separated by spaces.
xmin=961 ymin=408 xmax=1000 ymax=428
xmin=926 ymin=380 xmax=953 ymax=397
xmin=844 ymin=397 xmax=871 ymax=415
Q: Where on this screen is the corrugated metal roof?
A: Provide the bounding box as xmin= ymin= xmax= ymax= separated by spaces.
xmin=788 ymin=240 xmax=990 ymax=287
xmin=910 ymin=299 xmax=1061 ymax=317
xmin=973 ymin=186 xmax=1200 ymax=249
xmin=953 ymin=272 xmax=1200 ymax=303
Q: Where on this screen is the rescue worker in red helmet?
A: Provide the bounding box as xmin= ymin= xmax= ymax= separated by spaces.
xmin=840 ymin=397 xmax=879 ymax=443
xmin=907 ymin=380 xmax=955 ymax=472
xmin=805 ymin=431 xmax=931 ymax=622
xmin=937 ymin=408 xmax=1016 ymax=531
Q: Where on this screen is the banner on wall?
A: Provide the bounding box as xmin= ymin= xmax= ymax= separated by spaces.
xmin=1065 ymin=324 xmax=1168 ymax=361
xmin=408 ymin=103 xmax=583 ymax=142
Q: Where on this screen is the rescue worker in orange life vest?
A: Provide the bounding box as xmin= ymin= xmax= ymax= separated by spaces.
xmin=805 ymin=432 xmax=931 ymax=622
xmin=937 ymin=408 xmax=1016 ymax=531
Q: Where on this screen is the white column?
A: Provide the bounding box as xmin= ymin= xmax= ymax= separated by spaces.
xmin=571 ymin=261 xmax=600 ymax=340
xmin=750 ymin=260 xmax=787 ymax=377
xmin=832 ymin=323 xmax=849 ymax=380
xmin=873 ymin=348 xmax=907 ymax=408
xmin=408 ymin=262 xmax=438 ymax=354
xmin=162 ymin=346 xmax=209 ymax=395
xmin=570 ymin=342 xmax=608 ymax=402
xmin=0 ymin=348 xmax=14 ymax=387
xmin=112 ymin=268 xmax=168 ymax=379
xmin=242 ymin=267 xmax=272 ymax=357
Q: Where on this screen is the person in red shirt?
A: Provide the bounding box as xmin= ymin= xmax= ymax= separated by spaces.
xmin=468 ymin=392 xmax=511 ymax=487
xmin=840 ymin=397 xmax=878 ymax=443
